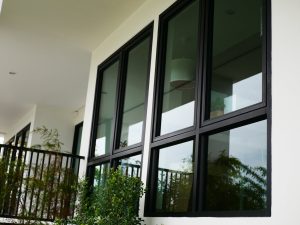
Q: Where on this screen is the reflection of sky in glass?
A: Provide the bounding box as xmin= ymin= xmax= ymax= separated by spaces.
xmin=224 ymin=73 xmax=262 ymax=113
xmin=95 ymin=137 xmax=106 ymax=156
xmin=161 ymin=101 xmax=194 ymax=135
xmin=229 ymin=120 xmax=267 ymax=167
xmin=127 ymin=121 xmax=143 ymax=146
xmin=208 ymin=120 xmax=267 ymax=168
xmin=159 ymin=141 xmax=193 ymax=172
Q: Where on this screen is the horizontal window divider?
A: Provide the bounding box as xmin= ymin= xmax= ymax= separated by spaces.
xmin=202 ymin=102 xmax=266 ymax=127
xmin=198 ymin=210 xmax=271 ymax=217
xmin=153 ymin=126 xmax=196 ymax=143
xmin=144 ymin=211 xmax=198 ymax=217
xmin=113 ymin=143 xmax=143 ymax=154
xmin=150 ymin=130 xmax=196 ymax=148
xmin=144 ymin=209 xmax=270 ymax=218
xmin=111 ymin=147 xmax=142 ymax=160
xmin=87 ymin=155 xmax=111 ymax=166
xmin=199 ymin=108 xmax=267 ymax=135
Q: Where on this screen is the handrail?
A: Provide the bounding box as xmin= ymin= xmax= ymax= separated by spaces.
xmin=0 ymin=144 xmax=85 ymax=159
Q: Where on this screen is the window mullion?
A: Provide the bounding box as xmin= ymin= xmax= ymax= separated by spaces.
xmin=111 ymin=53 xmax=127 ymax=155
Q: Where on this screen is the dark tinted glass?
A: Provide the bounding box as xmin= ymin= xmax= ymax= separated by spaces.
xmin=93 ymin=163 xmax=110 ymax=187
xmin=159 ymin=0 xmax=199 ymax=135
xmin=118 ymin=38 xmax=150 ymax=148
xmin=155 ymin=141 xmax=194 ymax=213
xmin=95 ymin=61 xmax=119 ymax=157
xmin=204 ymin=120 xmax=267 ymax=210
xmin=117 ymin=154 xmax=142 ymax=178
xmin=208 ymin=0 xmax=263 ymax=119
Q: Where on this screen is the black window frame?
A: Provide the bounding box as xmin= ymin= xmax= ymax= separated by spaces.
xmin=5 ymin=136 xmax=15 ymax=146
xmin=145 ymin=0 xmax=271 ymax=217
xmin=87 ymin=23 xmax=154 ymax=180
xmin=72 ymin=121 xmax=84 ymax=156
xmin=15 ymin=123 xmax=31 ymax=148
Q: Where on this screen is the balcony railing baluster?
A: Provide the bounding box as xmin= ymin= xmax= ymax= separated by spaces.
xmin=0 ymin=144 xmax=84 ymax=223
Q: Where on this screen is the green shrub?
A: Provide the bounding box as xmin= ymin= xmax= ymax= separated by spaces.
xmin=56 ymin=168 xmax=145 ymax=225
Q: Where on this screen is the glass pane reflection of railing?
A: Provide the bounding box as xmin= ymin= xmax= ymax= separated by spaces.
xmin=156 ymin=168 xmax=193 ymax=213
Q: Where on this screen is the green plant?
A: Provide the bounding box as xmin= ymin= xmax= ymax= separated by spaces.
xmin=0 ymin=126 xmax=79 ymax=225
xmin=56 ymin=168 xmax=146 ymax=225
xmin=31 ymin=126 xmax=63 ymax=152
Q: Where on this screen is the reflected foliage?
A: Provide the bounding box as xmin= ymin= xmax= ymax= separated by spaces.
xmin=205 ymin=150 xmax=267 ymax=210
xmin=156 ymin=154 xmax=194 ymax=213
xmin=156 ymin=168 xmax=193 ymax=213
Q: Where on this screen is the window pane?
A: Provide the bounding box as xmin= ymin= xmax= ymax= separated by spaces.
xmin=95 ymin=61 xmax=119 ymax=157
xmin=155 ymin=141 xmax=194 ymax=213
xmin=117 ymin=154 xmax=142 ymax=178
xmin=205 ymin=120 xmax=267 ymax=211
xmin=93 ymin=163 xmax=110 ymax=187
xmin=159 ymin=0 xmax=199 ymax=135
xmin=209 ymin=0 xmax=263 ymax=119
xmin=119 ymin=38 xmax=150 ymax=148
xmin=23 ymin=128 xmax=30 ymax=148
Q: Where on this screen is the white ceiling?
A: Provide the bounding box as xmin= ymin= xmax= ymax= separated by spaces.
xmin=0 ymin=0 xmax=146 ymax=134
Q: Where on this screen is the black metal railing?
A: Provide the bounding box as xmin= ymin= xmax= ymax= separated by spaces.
xmin=0 ymin=144 xmax=84 ymax=223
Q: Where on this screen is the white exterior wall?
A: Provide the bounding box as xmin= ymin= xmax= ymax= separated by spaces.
xmin=30 ymin=105 xmax=76 ymax=153
xmin=80 ymin=0 xmax=300 ymax=224
xmin=4 ymin=105 xmax=37 ymax=146
xmin=5 ymin=104 xmax=81 ymax=153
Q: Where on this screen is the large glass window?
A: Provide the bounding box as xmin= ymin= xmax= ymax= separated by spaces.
xmin=157 ymin=0 xmax=200 ymax=136
xmin=95 ymin=61 xmax=119 ymax=157
xmin=208 ymin=0 xmax=263 ymax=119
xmin=155 ymin=141 xmax=194 ymax=213
xmin=118 ymin=38 xmax=151 ymax=148
xmin=88 ymin=24 xmax=153 ymax=188
xmin=147 ymin=0 xmax=270 ymax=217
xmin=205 ymin=120 xmax=267 ymax=211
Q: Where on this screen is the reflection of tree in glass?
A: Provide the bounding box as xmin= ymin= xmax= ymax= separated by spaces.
xmin=206 ymin=150 xmax=267 ymax=210
xmin=156 ymin=155 xmax=193 ymax=213
xmin=94 ymin=165 xmax=109 ymax=187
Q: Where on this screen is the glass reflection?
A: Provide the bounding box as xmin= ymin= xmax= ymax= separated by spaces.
xmin=209 ymin=0 xmax=263 ymax=119
xmin=118 ymin=154 xmax=142 ymax=178
xmin=155 ymin=141 xmax=194 ymax=213
xmin=95 ymin=61 xmax=119 ymax=156
xmin=94 ymin=163 xmax=110 ymax=187
xmin=119 ymin=38 xmax=150 ymax=148
xmin=160 ymin=0 xmax=199 ymax=135
xmin=205 ymin=120 xmax=267 ymax=210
